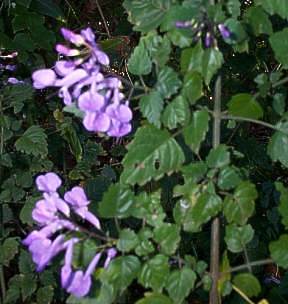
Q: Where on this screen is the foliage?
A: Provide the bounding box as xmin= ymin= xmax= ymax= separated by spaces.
xmin=2 ymin=0 xmax=288 ymax=304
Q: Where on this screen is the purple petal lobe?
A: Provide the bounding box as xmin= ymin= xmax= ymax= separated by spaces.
xmin=64 ymin=186 xmax=89 ymax=208
xmin=78 ymin=91 xmax=105 ymax=112
xmin=55 ymin=60 xmax=75 ymax=76
xmin=32 ymin=69 xmax=56 ymax=89
xmin=55 ymin=69 xmax=88 ymax=88
xmin=36 ymin=172 xmax=62 ymax=193
xmin=67 ymin=271 xmax=92 ymax=298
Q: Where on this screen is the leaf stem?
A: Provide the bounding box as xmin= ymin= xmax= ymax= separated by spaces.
xmin=225 ymin=258 xmax=273 ymax=274
xmin=232 ymin=284 xmax=255 ymax=304
xmin=209 ymin=76 xmax=221 ymax=304
xmin=221 ymin=115 xmax=288 ymax=135
xmin=94 ymin=0 xmax=111 ymax=38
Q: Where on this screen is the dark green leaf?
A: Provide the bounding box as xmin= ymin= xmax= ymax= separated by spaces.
xmin=140 ymin=91 xmax=164 ymax=128
xmin=98 ymin=183 xmax=135 ymax=218
xmin=15 ymin=125 xmax=48 ymax=157
xmin=206 ymin=145 xmax=230 ymax=169
xmin=270 ymin=29 xmax=288 ymax=67
xmin=162 ymin=96 xmax=190 ymax=129
xmin=227 ymin=0 xmax=241 ymax=17
xmin=268 ymin=122 xmax=288 ymax=168
xmin=128 ymin=42 xmax=152 ymax=75
xmin=138 ymin=254 xmax=169 ymax=292
xmin=36 ymin=286 xmax=54 ymax=304
xmin=1 ymin=237 xmax=19 ymax=266
xmin=21 ymin=273 xmax=37 ymax=301
xmin=166 ymin=268 xmax=196 ymax=303
xmin=121 ymin=125 xmax=185 ymax=185
xmin=225 ymin=224 xmax=254 ymax=253
xmin=183 ymin=109 xmax=210 ymax=154
xmin=202 ymin=48 xmax=223 ymax=85
xmin=136 ymin=293 xmax=173 ymax=304
xmin=227 ymin=93 xmax=263 ymax=119
xmin=233 ymin=273 xmax=261 ymax=297
xmin=154 ymin=223 xmax=180 ymax=255
xmin=245 ymin=6 xmax=273 ymax=36
xmin=117 ymin=229 xmax=139 ymax=252
xmin=217 ymin=166 xmax=241 ymax=190
xmin=182 ymin=72 xmax=203 ymax=104
xmin=100 ymin=256 xmax=141 ymax=292
xmin=223 ymin=181 xmax=258 ymax=225
xmin=30 ymin=0 xmax=64 ymax=19
xmin=270 ymin=235 xmax=288 ymax=268
xmin=256 ymin=0 xmax=288 ymax=19
xmin=156 ymin=67 xmax=182 ymax=98
xmin=181 ymin=42 xmax=204 ymax=74
xmin=123 ymin=0 xmax=172 ymax=32
xmin=275 ymin=182 xmax=288 ymax=228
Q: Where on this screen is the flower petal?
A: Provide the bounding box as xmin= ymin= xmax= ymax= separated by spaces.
xmin=32 ymin=69 xmax=56 ymax=89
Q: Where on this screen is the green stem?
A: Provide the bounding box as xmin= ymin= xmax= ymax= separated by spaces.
xmin=209 ymin=76 xmax=221 ymax=304
xmin=0 ymin=96 xmax=5 ymax=302
xmin=226 ymin=258 xmax=273 ymax=274
xmin=221 ymin=115 xmax=288 ymax=135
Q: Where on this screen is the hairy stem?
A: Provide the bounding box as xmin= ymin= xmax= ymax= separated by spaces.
xmin=209 ymin=76 xmax=221 ymax=304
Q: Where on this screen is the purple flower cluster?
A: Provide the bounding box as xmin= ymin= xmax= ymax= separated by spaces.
xmin=175 ymin=20 xmax=231 ymax=48
xmin=31 ymin=27 xmax=132 ymax=137
xmin=23 ymin=172 xmax=117 ymax=298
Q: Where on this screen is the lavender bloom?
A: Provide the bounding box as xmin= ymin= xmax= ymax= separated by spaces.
xmin=7 ymin=77 xmax=24 ymax=85
xmin=31 ymin=27 xmax=132 ymax=138
xmin=218 ymin=24 xmax=231 ymax=39
xmin=175 ymin=21 xmax=193 ymax=28
xmin=64 ymin=186 xmax=101 ymax=229
xmin=104 ymin=248 xmax=117 ymax=268
xmin=36 ymin=172 xmax=62 ymax=193
xmin=205 ymin=32 xmax=213 ymax=48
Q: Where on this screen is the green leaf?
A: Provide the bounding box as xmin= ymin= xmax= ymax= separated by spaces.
xmin=233 ymin=273 xmax=261 ymax=297
xmin=166 ymin=268 xmax=196 ymax=303
xmin=60 ymin=121 xmax=83 ymax=161
xmin=225 ymin=224 xmax=254 ymax=253
xmin=202 ymin=48 xmax=224 ymax=85
xmin=4 ymin=275 xmax=21 ymax=304
xmin=136 ymin=293 xmax=173 ymax=304
xmin=268 ymin=122 xmax=288 ymax=168
xmin=128 ymin=42 xmax=152 ymax=75
xmin=21 ymin=273 xmax=37 ymax=301
xmin=131 ymin=192 xmax=166 ymax=227
xmin=162 ymin=95 xmax=190 ymax=129
xmin=20 ymin=196 xmax=39 ymax=225
xmin=117 ymin=229 xmax=139 ymax=252
xmin=73 ymin=239 xmax=98 ymax=268
xmin=227 ymin=93 xmax=263 ymax=119
xmin=223 ymin=181 xmax=258 ymax=225
xmin=154 ymin=223 xmax=180 ymax=255
xmin=270 ymin=235 xmax=288 ymax=268
xmin=15 ymin=125 xmax=48 ymax=157
xmin=181 ymin=162 xmax=207 ymax=184
xmin=101 ymin=256 xmax=141 ymax=292
xmin=98 ymin=183 xmax=135 ymax=218
xmin=275 ymin=182 xmax=288 ymax=228
xmin=30 ymin=0 xmax=64 ymax=19
xmin=156 ymin=67 xmax=182 ymax=98
xmin=206 ymin=145 xmax=230 ymax=169
xmin=36 ymin=286 xmax=54 ymax=304
xmin=245 ymin=6 xmax=273 ymax=36
xmin=13 ymin=33 xmax=35 ymax=51
xmin=1 ymin=237 xmax=19 ymax=266
xmin=167 ymin=29 xmax=192 ymax=48
xmin=123 ymin=0 xmax=172 ymax=32
xmin=18 ymin=250 xmax=34 ymax=274
xmin=121 ymin=125 xmax=185 ymax=185
xmin=270 ymin=29 xmax=288 ymax=67
xmin=183 ymin=109 xmax=210 ymax=154
xmin=256 ymin=0 xmax=288 ymax=19
xmin=143 ymin=33 xmax=171 ymax=67
xmin=181 ymin=42 xmax=204 ymax=74
xmin=175 ymin=191 xmax=222 ymax=232
xmin=227 ymin=0 xmax=241 ymax=17
xmin=138 ymin=254 xmax=169 ymax=292
xmin=182 ymin=72 xmax=203 ymax=104
xmin=273 ymin=93 xmax=285 ymax=115
xmin=135 ymin=228 xmax=155 ymax=256
xmin=217 ymin=166 xmax=241 ymax=190
xmin=140 ymin=91 xmax=164 ymax=128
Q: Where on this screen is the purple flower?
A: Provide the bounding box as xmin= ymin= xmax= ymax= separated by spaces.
xmin=205 ymin=32 xmax=213 ymax=48
xmin=32 ymin=69 xmax=57 ymax=89
xmin=7 ymin=77 xmax=24 ymax=85
xmin=31 ymin=27 xmax=132 ymax=138
xmin=36 ymin=172 xmax=62 ymax=193
xmin=104 ymin=248 xmax=117 ymax=268
xmin=61 ymin=239 xmax=102 ymax=298
xmin=218 ymin=24 xmax=231 ymax=39
xmin=64 ymin=186 xmax=101 ymax=229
